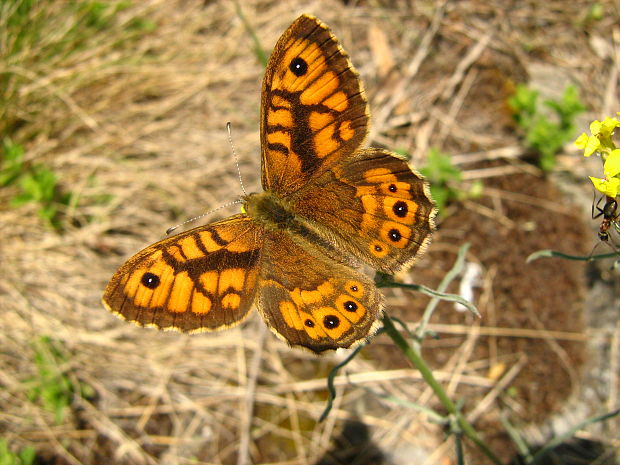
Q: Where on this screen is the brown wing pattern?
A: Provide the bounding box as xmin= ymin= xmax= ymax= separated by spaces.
xmin=291 ymin=148 xmax=436 ymax=273
xmin=260 ymin=14 xmax=369 ymax=196
xmin=256 ymin=229 xmax=382 ymax=353
xmin=103 ymin=215 xmax=264 ymax=332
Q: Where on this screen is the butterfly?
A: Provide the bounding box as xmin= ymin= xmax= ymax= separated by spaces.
xmin=103 ymin=14 xmax=436 ymax=353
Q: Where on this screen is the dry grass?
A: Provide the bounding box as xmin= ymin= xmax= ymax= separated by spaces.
xmin=1 ymin=0 xmax=619 ymax=464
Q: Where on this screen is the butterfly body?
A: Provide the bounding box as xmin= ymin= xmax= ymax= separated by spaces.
xmin=243 ymin=191 xmax=295 ymax=231
xmin=103 ymin=15 xmax=436 ymax=352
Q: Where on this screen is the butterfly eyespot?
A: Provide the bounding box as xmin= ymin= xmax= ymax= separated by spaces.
xmin=289 ymin=57 xmax=308 ymax=76
xmin=369 ymin=240 xmax=389 ymax=258
xmin=343 ymin=300 xmax=358 ymax=312
xmin=141 ymin=272 xmax=160 ymax=289
xmin=388 ymin=229 xmax=401 ymax=242
xmin=323 ymin=315 xmax=340 ymax=329
xmin=305 ymin=319 xmax=315 ymax=328
xmin=388 ymin=183 xmax=398 ymax=192
xmin=392 ymin=201 xmax=408 ymax=218
xmin=343 ymin=280 xmax=364 ymax=299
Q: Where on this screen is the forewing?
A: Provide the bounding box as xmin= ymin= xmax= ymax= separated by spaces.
xmin=260 ymin=14 xmax=369 ymax=195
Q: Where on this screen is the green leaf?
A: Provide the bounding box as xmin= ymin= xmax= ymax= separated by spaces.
xmin=17 ymin=447 xmax=36 ymax=465
xmin=544 ymin=94 xmax=584 ymax=133
xmin=419 ymin=148 xmax=464 ymax=213
xmin=38 ymin=205 xmax=58 ymax=222
xmin=127 ymin=17 xmax=156 ymax=32
xmin=33 ymin=167 xmax=58 ymax=200
xmin=510 ymin=84 xmax=584 ymax=171
xmin=429 ymin=185 xmax=449 ymax=214
xmin=0 ymin=139 xmax=25 ymax=187
xmin=19 ymin=174 xmax=44 ymax=202
xmin=10 ymin=192 xmax=33 ymax=206
xmin=0 ymin=439 xmax=37 ymax=465
xmin=508 ymin=84 xmax=538 ymax=125
xmin=27 ymin=337 xmax=74 ymax=424
xmin=420 ymin=148 xmax=462 ymax=183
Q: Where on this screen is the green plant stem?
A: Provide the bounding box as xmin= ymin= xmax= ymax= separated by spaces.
xmin=233 ymin=1 xmax=268 ymax=67
xmin=381 ymin=314 xmax=503 ymax=465
xmin=377 ymin=276 xmax=479 ymax=317
xmin=416 ymin=242 xmax=470 ymax=343
xmin=527 ymin=248 xmax=620 ymax=262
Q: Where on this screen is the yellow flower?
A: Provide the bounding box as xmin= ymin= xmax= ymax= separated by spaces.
xmin=603 ymin=149 xmax=620 ymax=178
xmin=589 ymin=176 xmax=620 ymax=198
xmin=575 ymin=132 xmax=600 ymax=157
xmin=579 ymin=114 xmax=620 ymax=196
xmin=596 ymin=116 xmax=620 ymax=139
xmin=576 ymin=116 xmax=620 ymax=157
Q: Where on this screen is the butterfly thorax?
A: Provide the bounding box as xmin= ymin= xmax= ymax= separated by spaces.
xmin=243 ymin=191 xmax=296 ymax=231
xmin=243 ymin=191 xmax=347 ymax=264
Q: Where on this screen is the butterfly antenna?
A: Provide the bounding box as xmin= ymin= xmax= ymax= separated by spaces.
xmin=227 ymin=122 xmax=247 ymax=196
xmin=166 ymin=123 xmax=248 ymax=236
xmin=165 ymin=199 xmax=243 ymax=235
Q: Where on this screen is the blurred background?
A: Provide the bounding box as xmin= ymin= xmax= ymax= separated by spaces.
xmin=1 ymin=0 xmax=618 ymax=464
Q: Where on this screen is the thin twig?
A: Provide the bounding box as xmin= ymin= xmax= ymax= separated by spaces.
xmin=381 ymin=314 xmax=503 ymax=465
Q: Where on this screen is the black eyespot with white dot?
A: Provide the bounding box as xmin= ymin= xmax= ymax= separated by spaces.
xmin=343 ymin=301 xmax=358 ymax=312
xmin=141 ymin=272 xmax=160 ymax=289
xmin=323 ymin=315 xmax=340 ymax=329
xmin=350 ymin=285 xmax=358 ymax=293
xmin=388 ymin=229 xmax=401 ymax=242
xmin=305 ymin=319 xmax=315 ymax=328
xmin=388 ymin=184 xmax=397 ymax=193
xmin=289 ymin=57 xmax=308 ymax=76
xmin=374 ymin=244 xmax=383 ymax=252
xmin=393 ymin=200 xmax=408 ymax=218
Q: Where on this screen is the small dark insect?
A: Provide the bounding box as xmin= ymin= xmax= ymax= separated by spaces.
xmin=592 ymin=195 xmax=620 ymax=243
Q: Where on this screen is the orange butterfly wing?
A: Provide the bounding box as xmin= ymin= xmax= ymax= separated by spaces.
xmin=256 ymin=228 xmax=382 ymax=353
xmin=291 ymin=148 xmax=436 ymax=273
xmin=260 ymin=14 xmax=369 ymax=195
xmin=103 ymin=215 xmax=263 ymax=332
